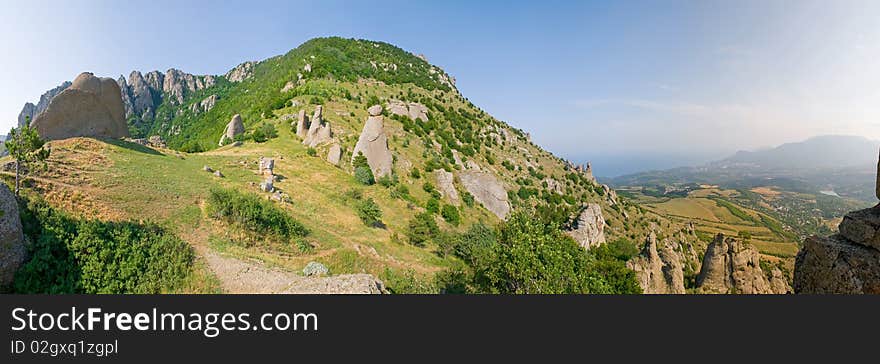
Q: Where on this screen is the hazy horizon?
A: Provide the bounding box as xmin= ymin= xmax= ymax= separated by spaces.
xmin=3 ymin=1 xmax=880 ymax=176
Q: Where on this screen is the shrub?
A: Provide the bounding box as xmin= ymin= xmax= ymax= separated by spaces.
xmin=356 ymin=198 xmax=383 ymax=227
xmin=407 ymin=212 xmax=438 ymax=246
xmin=441 ymin=204 xmax=461 ymax=226
xmin=206 ymin=187 xmax=309 ymax=242
xmin=14 ymin=198 xmax=195 ymax=294
xmin=377 ymin=175 xmax=394 ymax=188
xmin=391 ymin=184 xmax=410 ymax=200
xmin=306 ymin=147 xmax=317 ymax=156
xmin=251 ymin=123 xmax=278 ymax=143
xmin=354 ymin=166 xmax=375 ymax=185
xmin=426 ymin=197 xmax=440 ymax=214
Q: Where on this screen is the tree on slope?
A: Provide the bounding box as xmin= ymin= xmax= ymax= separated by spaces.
xmin=6 ymin=118 xmax=50 ymax=196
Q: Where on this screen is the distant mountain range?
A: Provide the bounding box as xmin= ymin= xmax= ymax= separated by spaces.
xmin=609 ymin=135 xmax=879 ymax=202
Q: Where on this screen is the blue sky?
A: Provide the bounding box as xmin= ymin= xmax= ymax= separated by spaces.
xmin=2 ymin=0 xmax=879 ymax=176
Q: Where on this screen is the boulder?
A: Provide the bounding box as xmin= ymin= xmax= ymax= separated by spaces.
xmin=296 ymin=109 xmax=309 ymax=138
xmin=386 ymin=99 xmax=429 ymax=121
xmin=435 ymin=169 xmax=460 ymax=206
xmin=368 ymin=104 xmax=383 ymax=116
xmin=303 ymin=262 xmax=329 ymax=277
xmin=259 ymin=157 xmax=275 ymax=176
xmin=460 ymin=170 xmax=510 ymax=219
xmin=203 ymin=165 xmax=214 ymax=173
xmin=351 ymin=114 xmax=393 ymax=178
xmin=626 ymin=232 xmax=686 ymax=294
xmin=565 ymin=203 xmax=606 ymax=249
xmin=795 ymin=233 xmax=880 ymax=294
xmin=219 ymin=114 xmax=244 ymax=146
xmin=259 ymin=178 xmax=274 ymax=193
xmin=794 ymin=153 xmax=880 ymax=294
xmin=837 ymin=206 xmax=880 ymax=250
xmin=695 ymin=234 xmax=785 ymax=294
xmin=31 ymin=72 xmax=129 ymax=140
xmin=327 ymin=143 xmax=342 ymax=166
xmin=303 ymin=105 xmax=332 ymax=147
xmin=0 ymin=183 xmax=26 ymax=287
xmin=543 ymin=178 xmax=564 ymax=194
xmin=213 ymin=170 xmax=224 ymax=178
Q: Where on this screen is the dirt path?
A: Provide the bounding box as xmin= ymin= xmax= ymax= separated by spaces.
xmin=195 ymin=246 xmax=384 ymax=294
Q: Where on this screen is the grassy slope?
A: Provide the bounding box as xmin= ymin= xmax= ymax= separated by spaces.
xmin=1 ymin=37 xmax=687 ymax=291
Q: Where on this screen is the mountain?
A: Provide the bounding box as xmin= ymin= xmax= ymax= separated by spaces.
xmin=722 ymin=135 xmax=879 ymax=170
xmin=3 ymin=37 xmax=702 ymax=294
xmin=17 ymin=81 xmax=72 ymax=128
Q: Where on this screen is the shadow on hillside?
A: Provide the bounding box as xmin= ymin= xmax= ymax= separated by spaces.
xmin=102 ymin=138 xmax=164 ymax=156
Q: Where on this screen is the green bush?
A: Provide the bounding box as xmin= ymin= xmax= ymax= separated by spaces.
xmin=437 ymin=212 xmax=642 ymax=294
xmin=13 ymin=198 xmax=195 ymax=294
xmin=407 ymin=212 xmax=438 ymax=246
xmin=356 ymin=198 xmax=383 ymax=227
xmin=206 ymin=187 xmax=309 ymax=242
xmin=354 ymin=166 xmax=375 ymax=185
xmin=251 ymin=123 xmax=278 ymax=143
xmin=426 ymin=197 xmax=440 ymax=214
xmin=441 ymin=204 xmax=461 ymax=225
xmin=306 ymin=147 xmax=317 ymax=157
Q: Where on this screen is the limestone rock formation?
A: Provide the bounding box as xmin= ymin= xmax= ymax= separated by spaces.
xmin=225 ymin=61 xmax=256 ymax=82
xmin=435 ymin=169 xmax=460 ymax=205
xmin=386 ymin=99 xmax=429 ymax=121
xmin=543 ymin=178 xmax=564 ymax=194
xmin=259 ymin=157 xmax=275 ymax=176
xmin=368 ymin=104 xmax=383 ymax=116
xmin=795 ymin=233 xmax=880 ymax=294
xmin=125 ymin=71 xmax=156 ymax=119
xmin=219 ymin=114 xmax=244 ymax=146
xmin=303 ymin=106 xmax=332 ymax=147
xmin=295 ymin=109 xmax=309 ymax=138
xmin=303 ymin=262 xmax=329 ymax=277
xmin=0 ymin=183 xmax=26 ymax=287
xmin=191 ymin=94 xmax=218 ymax=114
xmin=327 ymin=143 xmax=342 ymax=166
xmin=352 ymin=112 xmax=393 ymax=178
xmin=565 ymin=203 xmax=606 ymax=249
xmin=31 ymin=72 xmax=129 ymax=140
xmin=17 ymin=81 xmax=71 ymax=128
xmin=696 ymin=234 xmax=788 ymax=294
xmin=163 ymin=68 xmax=214 ymax=104
xmin=460 ymin=170 xmax=510 ymax=219
xmin=627 ymin=232 xmax=686 ymax=294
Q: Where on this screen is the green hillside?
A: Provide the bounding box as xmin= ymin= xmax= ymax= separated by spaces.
xmin=2 ymin=37 xmax=691 ymax=294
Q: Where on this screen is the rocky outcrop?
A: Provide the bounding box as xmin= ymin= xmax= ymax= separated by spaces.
xmin=295 ymin=109 xmax=309 ymax=138
xmin=125 ymin=71 xmax=156 ymax=120
xmin=627 ymin=232 xmax=686 ymax=294
xmin=219 ymin=114 xmax=244 ymax=146
xmin=386 ymin=99 xmax=429 ymax=121
xmin=303 ymin=105 xmax=332 ymax=147
xmin=327 ymin=143 xmax=342 ymax=165
xmin=543 ymin=178 xmax=564 ymax=194
xmin=31 ymin=72 xmax=129 ymax=140
xmin=352 ymin=106 xmax=393 ymax=178
xmin=0 ymin=183 xmax=26 ymax=287
xmin=225 ymin=61 xmax=256 ymax=82
xmin=460 ymin=170 xmax=510 ymax=220
xmin=191 ymin=94 xmax=218 ymax=114
xmin=794 ymin=152 xmax=880 ymax=294
xmin=435 ymin=169 xmax=460 ymax=205
xmin=565 ymin=203 xmax=606 ymax=249
xmin=696 ymin=234 xmax=789 ymax=294
xmin=163 ymin=69 xmax=215 ymax=105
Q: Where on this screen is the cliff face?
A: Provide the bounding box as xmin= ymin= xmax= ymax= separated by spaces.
xmin=17 ymin=81 xmax=72 ymax=127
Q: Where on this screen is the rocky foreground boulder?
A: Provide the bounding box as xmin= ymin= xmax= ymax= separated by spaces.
xmin=0 ymin=183 xmax=26 ymax=287
xmin=794 ymin=152 xmax=880 ymax=294
xmin=352 ymin=105 xmax=393 ymax=178
xmin=565 ymin=203 xmax=606 ymax=249
xmin=696 ymin=234 xmax=790 ymax=294
xmin=31 ymin=72 xmax=129 ymax=140
xmin=460 ymin=170 xmax=510 ymax=220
